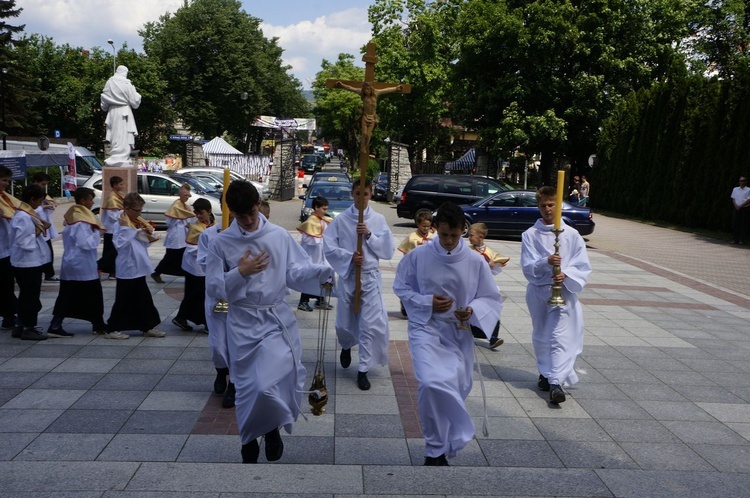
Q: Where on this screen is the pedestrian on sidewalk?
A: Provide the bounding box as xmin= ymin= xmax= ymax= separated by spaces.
xmin=10 ymin=184 xmax=51 ymax=341
xmin=521 ymin=186 xmax=592 ymax=405
xmin=205 ymin=180 xmax=333 ymax=464
xmin=97 ymin=175 xmax=125 ymax=279
xmin=393 ymin=202 xmax=502 ymax=466
xmin=31 ymin=172 xmax=60 ymax=282
xmin=106 ymin=193 xmax=164 ymax=339
xmin=152 ymin=184 xmax=195 ymax=283
xmin=731 ymin=175 xmax=750 ymax=244
xmin=47 ymin=188 xmax=106 ymax=338
xmin=324 ymin=178 xmax=395 ymax=391
xmin=0 ymin=166 xmax=20 ymax=331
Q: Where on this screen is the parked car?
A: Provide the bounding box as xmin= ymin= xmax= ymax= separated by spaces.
xmin=373 ymin=173 xmax=389 ymax=201
xmin=298 ymin=179 xmax=353 ymax=221
xmin=396 ymin=174 xmax=512 ymax=219
xmin=461 ymin=189 xmax=595 ymax=237
xmin=177 ymin=167 xmax=271 ymax=201
xmin=304 ymin=171 xmax=351 ymax=190
xmin=301 ymin=155 xmax=320 ymax=174
xmin=84 ymin=171 xmax=223 ymax=229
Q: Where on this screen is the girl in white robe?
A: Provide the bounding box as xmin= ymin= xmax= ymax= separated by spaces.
xmin=394 ymin=203 xmax=501 ymax=465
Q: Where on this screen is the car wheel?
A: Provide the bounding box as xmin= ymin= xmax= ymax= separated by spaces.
xmin=463 ymin=218 xmax=471 ymax=238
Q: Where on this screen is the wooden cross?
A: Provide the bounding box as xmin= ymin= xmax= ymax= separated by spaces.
xmin=326 ymin=42 xmax=411 ymax=313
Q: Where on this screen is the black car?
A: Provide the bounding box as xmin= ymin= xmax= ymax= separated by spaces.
xmin=461 ymin=190 xmax=595 ymax=237
xmin=301 ymin=155 xmax=320 ymax=174
xmin=373 ymin=173 xmax=389 ymax=201
xmin=397 ymin=174 xmax=512 ymax=219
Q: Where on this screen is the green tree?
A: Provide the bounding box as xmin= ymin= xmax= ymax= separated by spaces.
xmin=688 ymin=0 xmax=750 ymax=78
xmin=140 ymin=0 xmax=308 ymax=152
xmin=367 ymin=0 xmax=459 ymax=163
xmin=452 ymin=0 xmax=695 ymax=184
xmin=311 ymin=54 xmax=365 ymax=166
xmin=0 ymin=0 xmax=37 ymax=136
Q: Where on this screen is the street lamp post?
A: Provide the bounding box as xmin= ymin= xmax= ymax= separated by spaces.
xmin=1 ymin=67 xmax=7 ymax=150
xmin=107 ymin=39 xmax=116 ymax=75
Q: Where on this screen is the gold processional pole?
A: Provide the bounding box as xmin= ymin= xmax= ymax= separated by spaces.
xmin=325 ymin=42 xmax=411 ymax=314
xmin=548 ymin=170 xmax=566 ymax=307
xmin=213 ymin=168 xmax=232 ymax=314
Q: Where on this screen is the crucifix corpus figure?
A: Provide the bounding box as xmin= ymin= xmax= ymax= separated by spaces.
xmin=324 ymin=41 xmax=410 ymax=315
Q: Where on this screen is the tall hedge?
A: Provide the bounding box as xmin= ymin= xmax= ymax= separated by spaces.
xmin=596 ymin=73 xmax=750 ymax=233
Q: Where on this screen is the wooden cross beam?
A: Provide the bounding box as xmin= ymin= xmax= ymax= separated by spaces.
xmin=325 ymin=41 xmax=411 ymax=314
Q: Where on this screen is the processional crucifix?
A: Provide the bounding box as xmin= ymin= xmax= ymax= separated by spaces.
xmin=326 ymin=42 xmax=411 ymax=314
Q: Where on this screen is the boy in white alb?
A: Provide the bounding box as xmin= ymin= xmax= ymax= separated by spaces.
xmin=48 ymin=188 xmax=106 ymax=337
xmin=152 ymin=184 xmax=195 ymax=282
xmin=31 ymin=172 xmax=60 ymax=282
xmin=0 ymin=166 xmax=20 ymax=330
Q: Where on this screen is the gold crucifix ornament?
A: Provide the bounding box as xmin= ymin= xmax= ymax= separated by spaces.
xmin=326 ymin=41 xmax=411 ymax=314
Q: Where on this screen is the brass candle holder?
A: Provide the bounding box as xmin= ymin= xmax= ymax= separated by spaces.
xmin=455 ymin=307 xmax=471 ymax=330
xmin=213 ymin=299 xmax=229 ymax=313
xmin=547 ymin=228 xmax=567 ymax=307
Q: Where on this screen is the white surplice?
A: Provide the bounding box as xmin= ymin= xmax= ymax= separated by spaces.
xmin=205 ymin=216 xmax=333 ymax=444
xmin=393 ymin=238 xmax=501 ymax=458
xmin=112 ymin=222 xmax=154 ymax=279
xmin=163 ymin=216 xmax=194 ymax=249
xmin=10 ymin=211 xmax=51 ymax=268
xmin=199 ymin=224 xmax=229 ymax=372
xmin=60 ymin=221 xmax=101 ymax=281
xmin=521 ymin=219 xmax=592 ymax=387
xmin=323 ymin=204 xmax=395 ymax=372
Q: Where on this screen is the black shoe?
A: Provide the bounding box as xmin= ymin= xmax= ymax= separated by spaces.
xmin=1 ymin=318 xmax=14 ymax=330
xmin=265 ymin=428 xmax=284 ymax=462
xmin=550 ymin=384 xmax=566 ymax=404
xmin=424 ymin=454 xmax=449 ymax=466
xmin=297 ymin=302 xmax=314 ymax=312
xmin=537 ymin=374 xmax=550 ymax=392
xmin=357 ymin=371 xmax=371 ymax=391
xmin=241 ymin=439 xmax=260 ymax=464
xmin=315 ymin=300 xmax=333 ymax=310
xmin=214 ymin=368 xmax=228 ymax=394
xmin=45 ymin=276 xmax=60 ymax=282
xmin=340 ymin=348 xmax=351 ymax=368
xmin=11 ymin=325 xmax=22 ymax=339
xmin=489 ymin=338 xmax=504 ymax=349
xmin=172 ymin=317 xmax=193 ymax=331
xmin=21 ymin=327 xmax=48 ymax=341
xmin=47 ymin=327 xmax=74 ymax=338
xmin=222 ymin=383 xmax=236 ymax=408
xmin=151 ymin=273 xmax=164 ymax=284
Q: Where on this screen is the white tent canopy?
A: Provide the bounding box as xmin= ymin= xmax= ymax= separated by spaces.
xmin=201 ymin=136 xmax=270 ymax=180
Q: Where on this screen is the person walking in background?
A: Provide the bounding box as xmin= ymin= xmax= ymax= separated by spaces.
xmin=579 ymin=175 xmax=590 ymax=207
xmin=324 ymin=179 xmax=395 ymax=391
xmin=47 ymin=188 xmax=106 ymax=338
xmin=152 ymin=184 xmax=195 ymax=283
xmin=31 ymin=172 xmax=60 ymax=282
xmin=521 ymin=186 xmax=592 ymax=405
xmin=97 ymin=175 xmax=125 ymax=279
xmin=731 ymin=175 xmax=750 ymax=244
xmin=0 ymin=166 xmax=20 ymax=331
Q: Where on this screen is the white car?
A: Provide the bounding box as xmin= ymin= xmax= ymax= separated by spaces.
xmin=83 ymin=171 xmax=223 ymax=229
xmin=177 ymin=167 xmax=271 ymax=201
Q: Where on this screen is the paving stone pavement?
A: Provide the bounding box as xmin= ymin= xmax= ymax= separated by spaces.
xmin=0 ymin=200 xmax=749 ymax=497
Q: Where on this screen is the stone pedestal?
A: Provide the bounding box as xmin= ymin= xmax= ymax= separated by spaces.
xmin=100 ymin=166 xmax=137 ymax=208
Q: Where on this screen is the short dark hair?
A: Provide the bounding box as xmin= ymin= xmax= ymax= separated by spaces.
xmin=312 ymin=196 xmax=329 ymax=209
xmin=434 ymin=202 xmax=464 ymax=229
xmin=32 ymin=171 xmax=51 ymax=183
xmin=21 ymin=184 xmax=46 ymax=203
xmin=351 ymin=178 xmax=372 ymax=190
xmin=536 ymin=186 xmax=556 ymax=201
xmin=73 ymin=187 xmax=95 ymax=204
xmin=192 ymin=198 xmax=212 ymax=213
xmin=414 ymin=208 xmax=432 ymax=224
xmin=0 ymin=165 xmax=11 ymax=178
xmin=123 ymin=192 xmax=145 ymax=210
xmin=226 ymin=180 xmax=260 ymax=215
xmin=110 ymin=176 xmax=123 ymax=187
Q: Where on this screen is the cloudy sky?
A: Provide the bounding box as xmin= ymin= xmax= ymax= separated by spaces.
xmin=17 ymin=0 xmax=375 ymax=89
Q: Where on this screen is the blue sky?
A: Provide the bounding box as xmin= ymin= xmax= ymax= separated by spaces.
xmin=17 ymin=0 xmax=376 ymax=88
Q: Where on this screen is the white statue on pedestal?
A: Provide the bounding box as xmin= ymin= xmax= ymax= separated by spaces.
xmin=101 ymin=65 xmax=141 ymax=166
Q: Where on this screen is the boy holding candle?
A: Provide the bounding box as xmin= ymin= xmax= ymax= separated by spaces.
xmin=521 ymin=184 xmax=591 ymax=405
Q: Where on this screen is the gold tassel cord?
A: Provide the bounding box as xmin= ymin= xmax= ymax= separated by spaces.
xmin=309 ymin=282 xmax=333 ymax=415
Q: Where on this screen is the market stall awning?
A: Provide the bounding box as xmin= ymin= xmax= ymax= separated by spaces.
xmin=202 ymin=136 xmax=243 ymax=155
xmin=444 ymin=148 xmax=476 ymax=171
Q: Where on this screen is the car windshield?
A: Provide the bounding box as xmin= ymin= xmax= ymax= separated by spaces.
xmin=172 ymin=175 xmax=218 ymax=194
xmin=309 ymin=184 xmax=353 ymax=200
